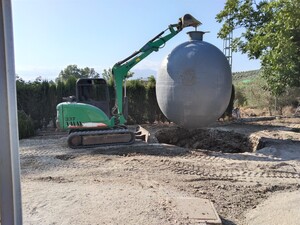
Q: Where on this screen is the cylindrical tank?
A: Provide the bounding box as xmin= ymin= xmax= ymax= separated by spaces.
xmin=156 ymin=31 xmax=232 ymax=129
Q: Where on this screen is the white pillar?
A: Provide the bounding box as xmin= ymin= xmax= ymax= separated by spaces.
xmin=0 ymin=0 xmax=23 ymax=224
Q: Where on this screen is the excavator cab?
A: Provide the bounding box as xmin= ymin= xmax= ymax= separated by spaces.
xmin=76 ymin=78 xmax=111 ymax=117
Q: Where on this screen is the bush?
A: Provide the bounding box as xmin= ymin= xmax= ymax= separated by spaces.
xmin=126 ymin=80 xmax=147 ymax=124
xmin=234 ymin=84 xmax=247 ymax=107
xmin=234 ymin=75 xmax=300 ymax=116
xmin=18 ymin=110 xmax=35 ymax=139
xmin=146 ymin=76 xmax=161 ymax=124
xmin=220 ymin=85 xmax=235 ymax=119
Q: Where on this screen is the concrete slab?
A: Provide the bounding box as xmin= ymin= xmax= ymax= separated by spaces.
xmin=174 ymin=197 xmax=222 ymax=225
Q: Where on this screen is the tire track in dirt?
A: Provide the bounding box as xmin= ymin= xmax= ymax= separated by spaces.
xmin=131 ymin=154 xmax=300 ymax=183
xmin=165 ymin=159 xmax=299 ymax=179
xmin=21 ymin=140 xmax=300 ymax=184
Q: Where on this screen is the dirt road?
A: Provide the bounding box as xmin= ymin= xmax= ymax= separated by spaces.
xmin=20 ymin=117 xmax=300 ymax=225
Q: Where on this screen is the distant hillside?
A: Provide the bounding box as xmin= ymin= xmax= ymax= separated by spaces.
xmin=233 ymin=69 xmax=260 ymax=83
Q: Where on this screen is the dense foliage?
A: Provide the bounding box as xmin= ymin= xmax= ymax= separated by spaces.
xmin=217 ymin=0 xmax=300 ymax=95
xmin=56 ymin=65 xmax=100 ymax=82
xmin=18 ymin=59 xmax=298 ymax=139
xmin=18 ymin=110 xmax=35 ymax=139
xmin=16 ymin=70 xmax=166 ymax=138
xmin=233 ymin=70 xmax=300 ymax=115
xmin=232 ymin=69 xmax=260 ymax=83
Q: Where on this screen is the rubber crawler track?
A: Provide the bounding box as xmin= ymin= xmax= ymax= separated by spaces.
xmin=68 ymin=129 xmax=135 ymax=148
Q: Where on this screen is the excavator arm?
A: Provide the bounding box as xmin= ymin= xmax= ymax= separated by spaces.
xmin=111 ymin=14 xmax=200 ymax=125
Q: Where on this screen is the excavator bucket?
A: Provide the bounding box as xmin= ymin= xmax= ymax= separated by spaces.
xmin=180 ymin=14 xmax=201 ymax=29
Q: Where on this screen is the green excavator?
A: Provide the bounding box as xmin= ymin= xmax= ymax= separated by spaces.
xmin=56 ymin=14 xmax=200 ymax=148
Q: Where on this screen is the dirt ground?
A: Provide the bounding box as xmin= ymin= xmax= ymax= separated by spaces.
xmin=20 ymin=116 xmax=300 ymax=225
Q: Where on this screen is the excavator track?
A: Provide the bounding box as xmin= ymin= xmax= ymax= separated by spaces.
xmin=67 ymin=129 xmax=135 ymax=149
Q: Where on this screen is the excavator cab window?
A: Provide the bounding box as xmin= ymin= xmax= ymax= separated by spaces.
xmin=76 ymin=78 xmax=111 ymax=116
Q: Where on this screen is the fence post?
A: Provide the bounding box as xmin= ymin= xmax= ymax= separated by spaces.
xmin=0 ymin=0 xmax=23 ymax=224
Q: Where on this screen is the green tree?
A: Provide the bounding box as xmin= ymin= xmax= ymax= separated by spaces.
xmin=234 ymin=84 xmax=247 ymax=107
xmin=146 ymin=76 xmax=160 ymax=123
xmin=126 ymin=79 xmax=147 ymax=124
xmin=48 ymin=81 xmax=57 ymax=128
xmin=244 ymin=76 xmax=277 ymax=115
xmin=81 ymin=67 xmax=100 ymax=78
xmin=17 ymin=79 xmax=47 ymax=129
xmin=56 ymin=80 xmax=66 ymax=103
xmin=64 ymin=76 xmax=77 ymax=97
xmin=102 ymin=68 xmax=134 ymax=86
xmin=102 ymin=68 xmax=114 ymax=85
xmin=126 ymin=71 xmax=134 ymax=79
xmin=56 ymin=64 xmax=100 ymax=82
xmin=40 ymin=80 xmax=51 ymax=128
xmin=18 ymin=110 xmax=35 ymax=139
xmin=216 ymin=0 xmax=300 ymax=95
xmin=16 ymin=77 xmax=28 ymax=112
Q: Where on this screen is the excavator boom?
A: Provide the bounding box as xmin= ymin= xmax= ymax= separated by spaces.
xmin=112 ymin=14 xmax=201 ymax=125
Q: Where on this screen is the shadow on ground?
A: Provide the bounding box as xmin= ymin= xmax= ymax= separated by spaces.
xmin=91 ymin=143 xmax=190 ymax=156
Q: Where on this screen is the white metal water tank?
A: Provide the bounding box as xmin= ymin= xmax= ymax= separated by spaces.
xmin=156 ymin=31 xmax=232 ymax=129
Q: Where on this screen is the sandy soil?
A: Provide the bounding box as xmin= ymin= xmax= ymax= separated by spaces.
xmin=19 ymin=117 xmax=300 ymax=225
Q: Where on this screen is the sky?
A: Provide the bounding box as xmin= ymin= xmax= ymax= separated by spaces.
xmin=12 ymin=0 xmax=261 ymax=81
